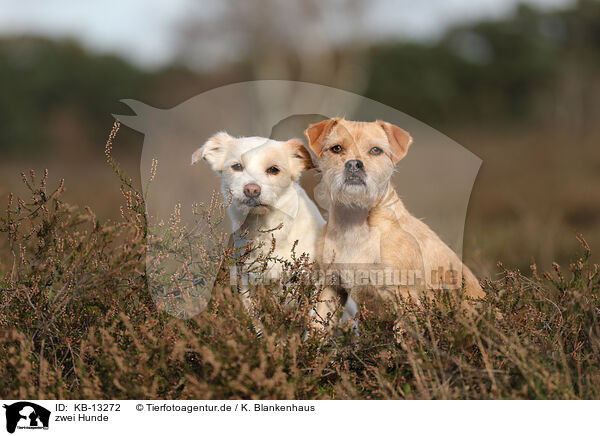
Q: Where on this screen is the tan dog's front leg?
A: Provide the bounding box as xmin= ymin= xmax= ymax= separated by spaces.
xmin=312 ymin=286 xmax=347 ymax=331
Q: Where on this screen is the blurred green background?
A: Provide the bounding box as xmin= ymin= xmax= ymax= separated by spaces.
xmin=1 ymin=0 xmax=599 ymax=275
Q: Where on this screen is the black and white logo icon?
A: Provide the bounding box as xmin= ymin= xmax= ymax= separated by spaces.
xmin=3 ymin=402 xmax=50 ymax=434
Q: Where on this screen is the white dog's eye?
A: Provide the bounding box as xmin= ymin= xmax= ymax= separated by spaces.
xmin=266 ymin=166 xmax=280 ymax=175
xmin=231 ymin=163 xmax=243 ymax=171
xmin=369 ymin=147 xmax=383 ymax=156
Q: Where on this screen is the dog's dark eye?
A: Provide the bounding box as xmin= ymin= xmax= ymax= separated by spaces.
xmin=369 ymin=147 xmax=383 ymax=156
xmin=330 ymin=144 xmax=343 ymax=154
xmin=266 ymin=166 xmax=280 ymax=175
xmin=231 ymin=163 xmax=243 ymax=171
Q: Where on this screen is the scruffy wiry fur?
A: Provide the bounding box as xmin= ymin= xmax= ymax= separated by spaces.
xmin=305 ymin=118 xmax=484 ymax=325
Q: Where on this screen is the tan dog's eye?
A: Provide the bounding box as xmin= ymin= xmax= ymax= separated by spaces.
xmin=330 ymin=144 xmax=343 ymax=154
xmin=369 ymin=147 xmax=383 ymax=156
xmin=231 ymin=163 xmax=243 ymax=171
xmin=266 ymin=166 xmax=280 ymax=175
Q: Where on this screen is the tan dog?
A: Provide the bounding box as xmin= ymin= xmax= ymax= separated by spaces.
xmin=305 ymin=118 xmax=484 ymax=326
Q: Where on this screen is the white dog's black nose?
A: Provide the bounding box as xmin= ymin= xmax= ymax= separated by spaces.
xmin=345 ymin=159 xmax=364 ymax=172
xmin=244 ymin=183 xmax=261 ymax=198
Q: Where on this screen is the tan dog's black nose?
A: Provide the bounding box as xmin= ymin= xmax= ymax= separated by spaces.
xmin=345 ymin=159 xmax=364 ymax=172
xmin=244 ymin=183 xmax=261 ymax=198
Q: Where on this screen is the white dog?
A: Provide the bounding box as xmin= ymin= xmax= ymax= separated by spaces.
xmin=192 ymin=132 xmax=325 ymax=289
xmin=192 ymin=132 xmax=358 ymax=325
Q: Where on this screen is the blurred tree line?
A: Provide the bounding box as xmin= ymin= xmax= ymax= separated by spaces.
xmin=1 ymin=0 xmax=598 ymax=156
xmin=0 ymin=38 xmax=150 ymax=155
xmin=367 ymin=0 xmax=600 ymax=132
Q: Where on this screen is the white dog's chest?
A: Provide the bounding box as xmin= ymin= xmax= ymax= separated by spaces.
xmin=236 ymin=228 xmax=289 ymax=278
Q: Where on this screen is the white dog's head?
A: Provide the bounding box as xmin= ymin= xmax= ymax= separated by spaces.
xmin=192 ymin=132 xmax=313 ymax=224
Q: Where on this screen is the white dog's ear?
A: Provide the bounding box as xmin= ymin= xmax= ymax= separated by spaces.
xmin=286 ymin=139 xmax=314 ymax=179
xmin=304 ymin=118 xmax=340 ymax=158
xmin=376 ymin=120 xmax=413 ymax=164
xmin=191 ymin=132 xmax=233 ymax=171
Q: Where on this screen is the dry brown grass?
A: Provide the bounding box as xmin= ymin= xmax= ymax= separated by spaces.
xmin=1 ymin=124 xmax=599 ymax=399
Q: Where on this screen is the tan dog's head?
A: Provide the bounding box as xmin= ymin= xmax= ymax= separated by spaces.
xmin=192 ymin=132 xmax=313 ymax=219
xmin=305 ymin=118 xmax=412 ymax=208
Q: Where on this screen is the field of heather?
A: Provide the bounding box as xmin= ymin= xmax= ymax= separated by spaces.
xmin=1 ymin=126 xmax=599 ymax=400
xmin=2 ymin=0 xmax=600 ymax=401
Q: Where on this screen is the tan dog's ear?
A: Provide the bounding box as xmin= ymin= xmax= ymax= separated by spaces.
xmin=377 ymin=120 xmax=413 ymax=164
xmin=191 ymin=131 xmax=233 ymax=171
xmin=304 ymin=118 xmax=340 ymax=157
xmin=286 ymin=139 xmax=314 ymax=179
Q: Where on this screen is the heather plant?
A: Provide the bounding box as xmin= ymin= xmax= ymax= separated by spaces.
xmin=146 ymin=193 xmax=232 ymax=319
xmin=0 ymin=124 xmax=599 ymax=399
